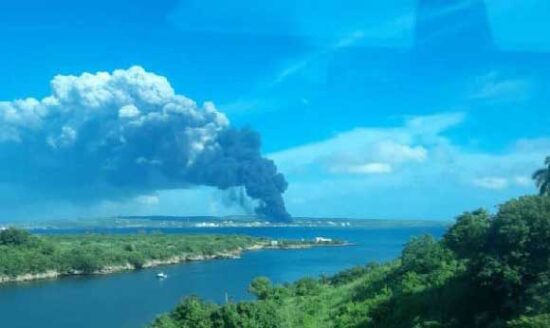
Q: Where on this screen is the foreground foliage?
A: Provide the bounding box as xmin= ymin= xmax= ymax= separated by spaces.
xmin=0 ymin=232 xmax=262 ymax=278
xmin=150 ymin=195 xmax=550 ymax=328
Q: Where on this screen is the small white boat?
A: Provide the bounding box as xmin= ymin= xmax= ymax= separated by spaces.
xmin=156 ymin=272 xmax=168 ymax=279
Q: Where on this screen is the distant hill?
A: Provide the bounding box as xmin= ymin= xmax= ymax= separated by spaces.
xmin=7 ymin=215 xmax=451 ymax=230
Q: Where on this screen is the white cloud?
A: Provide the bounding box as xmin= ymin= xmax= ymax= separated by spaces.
xmin=47 ymin=126 xmax=77 ymax=149
xmin=0 ymin=66 xmax=229 ymax=160
xmin=118 ymin=104 xmax=141 ymax=118
xmin=332 ymin=162 xmax=393 ymax=175
xmin=373 ymin=141 xmax=427 ymax=163
xmin=470 ymin=72 xmax=531 ymax=103
xmin=405 ymin=112 xmax=465 ymax=135
xmin=473 ymin=175 xmax=533 ymax=190
xmin=270 ymin=112 xmax=544 ymax=219
xmin=271 ymin=112 xmax=460 ymax=176
xmin=472 ymin=175 xmax=535 ymax=191
xmin=51 ymin=67 xmax=175 ymax=107
xmin=473 ymin=177 xmax=509 ymax=190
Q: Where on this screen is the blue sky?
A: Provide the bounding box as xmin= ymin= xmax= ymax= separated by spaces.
xmin=0 ymin=0 xmax=549 ymax=221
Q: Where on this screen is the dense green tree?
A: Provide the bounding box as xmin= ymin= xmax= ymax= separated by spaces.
xmin=532 ymin=156 xmax=550 ymax=195
xmin=211 ymin=302 xmax=281 ymax=328
xmin=150 ymin=315 xmax=181 ymax=328
xmin=248 ymin=277 xmax=273 ymax=300
xmin=127 ymin=252 xmax=146 ymax=269
xmin=475 ymin=196 xmax=550 ymax=318
xmin=170 ymin=296 xmax=215 ymax=328
xmin=294 ymin=277 xmax=322 ymax=296
xmin=0 ymin=227 xmax=31 ymax=246
xmin=443 ymin=209 xmax=490 ymax=259
xmin=400 ymin=235 xmax=454 ymax=275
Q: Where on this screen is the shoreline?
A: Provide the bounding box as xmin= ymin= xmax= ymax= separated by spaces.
xmin=0 ymin=242 xmax=347 ymax=285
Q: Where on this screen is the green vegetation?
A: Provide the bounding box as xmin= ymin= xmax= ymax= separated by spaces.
xmin=150 ymin=195 xmax=550 ymax=328
xmin=0 ymin=232 xmax=322 ymax=281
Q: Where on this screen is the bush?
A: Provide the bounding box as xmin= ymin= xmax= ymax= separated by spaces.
xmin=170 ymin=296 xmax=215 ymax=328
xmin=128 ymin=253 xmax=146 ymax=269
xmin=330 ymin=265 xmax=371 ymax=286
xmin=150 ymin=315 xmax=180 ymax=328
xmin=444 ymin=209 xmax=491 ymax=259
xmin=0 ymin=228 xmax=31 ymax=246
xmin=68 ymin=250 xmax=103 ymax=273
xmin=248 ymin=277 xmax=273 ymax=300
xmin=294 ymin=277 xmax=322 ymax=296
xmin=212 ymin=301 xmax=282 ymax=328
xmin=401 ymin=235 xmax=453 ymax=275
xmin=508 ymin=314 xmax=550 ymax=328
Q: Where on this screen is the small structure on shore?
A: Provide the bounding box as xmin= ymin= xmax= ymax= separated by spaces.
xmin=314 ymin=237 xmax=332 ymax=243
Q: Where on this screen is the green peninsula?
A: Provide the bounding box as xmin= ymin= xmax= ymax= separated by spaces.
xmin=0 ymin=231 xmax=342 ymax=284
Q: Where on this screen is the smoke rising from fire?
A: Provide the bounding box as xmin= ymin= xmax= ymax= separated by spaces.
xmin=0 ymin=66 xmax=291 ymax=221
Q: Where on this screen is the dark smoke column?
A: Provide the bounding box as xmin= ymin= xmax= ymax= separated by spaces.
xmin=188 ymin=128 xmax=292 ymax=222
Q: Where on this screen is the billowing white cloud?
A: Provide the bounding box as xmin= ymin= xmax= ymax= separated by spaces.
xmin=0 ymin=66 xmax=229 ymax=201
xmin=47 ymin=126 xmax=77 ymax=149
xmin=0 ymin=66 xmax=228 ymax=148
xmin=118 ymin=104 xmax=141 ymax=119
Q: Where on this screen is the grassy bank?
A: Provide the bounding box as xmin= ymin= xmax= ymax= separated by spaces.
xmin=150 ymin=195 xmax=550 ymax=328
xmin=0 ymin=231 xmax=342 ymax=284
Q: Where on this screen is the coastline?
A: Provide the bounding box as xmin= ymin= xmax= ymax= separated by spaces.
xmin=0 ymin=242 xmax=347 ymax=285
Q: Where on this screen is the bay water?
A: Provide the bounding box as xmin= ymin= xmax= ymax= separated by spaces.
xmin=0 ymin=226 xmax=445 ymax=328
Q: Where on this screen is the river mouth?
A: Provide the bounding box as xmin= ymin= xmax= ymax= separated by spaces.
xmin=0 ymin=226 xmax=444 ymax=328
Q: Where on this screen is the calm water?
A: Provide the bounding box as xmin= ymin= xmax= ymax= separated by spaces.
xmin=0 ymin=226 xmax=444 ymax=328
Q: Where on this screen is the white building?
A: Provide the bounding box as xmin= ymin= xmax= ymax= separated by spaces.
xmin=315 ymin=237 xmax=332 ymax=243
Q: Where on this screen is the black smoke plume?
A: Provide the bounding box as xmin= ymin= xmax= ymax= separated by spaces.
xmin=189 ymin=128 xmax=290 ymax=221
